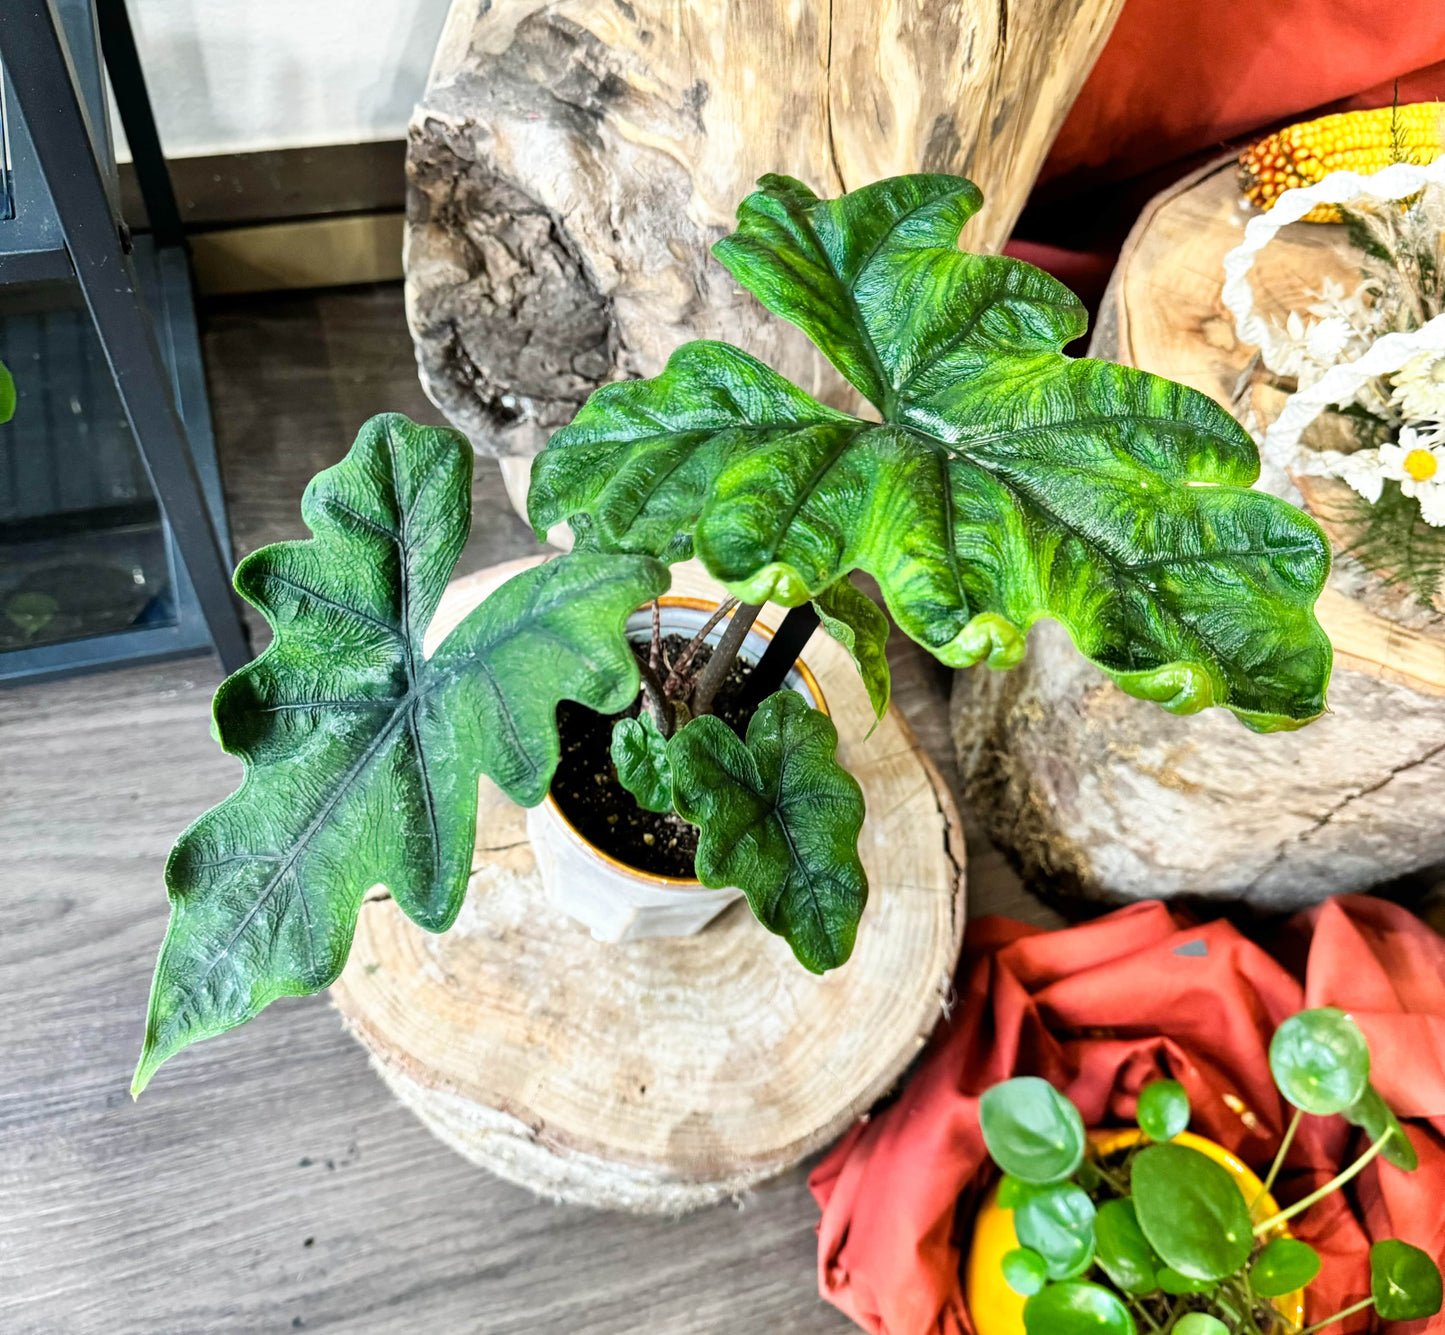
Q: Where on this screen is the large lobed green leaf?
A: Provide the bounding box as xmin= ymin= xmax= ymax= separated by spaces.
xmin=668 ymin=690 xmax=866 ymax=973
xmin=531 ymin=173 xmax=1332 ymax=732
xmin=135 ymin=415 xmax=667 ymax=1093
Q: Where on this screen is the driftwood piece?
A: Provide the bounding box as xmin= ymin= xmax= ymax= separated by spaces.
xmin=953 ymin=159 xmax=1445 ymax=908
xmin=332 ymin=557 xmax=967 ymax=1212
xmin=404 ymin=0 xmax=1126 ymax=457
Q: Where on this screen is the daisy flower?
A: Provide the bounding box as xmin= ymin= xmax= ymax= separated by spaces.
xmin=1380 ymin=426 xmax=1445 ymax=526
xmin=1390 ymin=352 xmax=1445 ymax=422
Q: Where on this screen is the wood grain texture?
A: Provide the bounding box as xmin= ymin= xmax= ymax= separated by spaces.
xmin=0 ymin=285 xmax=1046 ymax=1332
xmin=953 ymin=161 xmax=1445 ymax=908
xmin=333 ymin=559 xmax=966 ymax=1212
xmin=405 ymin=0 xmax=1125 ymax=456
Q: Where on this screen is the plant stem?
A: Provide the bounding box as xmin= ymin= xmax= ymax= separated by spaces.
xmin=1129 ymin=1297 xmax=1162 ymax=1332
xmin=1296 ymin=1296 xmax=1375 ymax=1335
xmin=662 ymin=597 xmax=739 ymax=697
xmin=1252 ymin=1127 xmax=1395 ymax=1237
xmin=1253 ymin=1107 xmax=1303 ymax=1215
xmin=637 ymin=656 xmax=672 ymax=737
xmin=649 ymin=599 xmax=662 ymax=677
xmin=692 ymin=602 xmax=762 ymax=716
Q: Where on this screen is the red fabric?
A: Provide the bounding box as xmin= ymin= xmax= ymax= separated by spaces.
xmin=810 ymin=898 xmax=1445 ymax=1335
xmin=1041 ymin=2 xmax=1445 ymax=191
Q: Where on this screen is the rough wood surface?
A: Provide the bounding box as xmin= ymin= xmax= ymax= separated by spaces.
xmin=404 ymin=0 xmax=1125 ymax=457
xmin=333 ymin=557 xmax=967 ymax=1212
xmin=953 ymin=159 xmax=1445 ymax=908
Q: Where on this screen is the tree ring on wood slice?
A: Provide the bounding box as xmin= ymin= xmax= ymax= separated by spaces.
xmin=332 ymin=557 xmax=967 ymax=1213
xmin=950 ymin=157 xmax=1445 ymax=910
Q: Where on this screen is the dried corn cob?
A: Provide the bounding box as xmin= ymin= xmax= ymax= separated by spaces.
xmin=1238 ymin=103 xmax=1445 ymax=221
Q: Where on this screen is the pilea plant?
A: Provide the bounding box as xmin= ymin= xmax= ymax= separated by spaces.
xmin=979 ymin=1009 xmax=1442 ymax=1334
xmin=134 ymin=172 xmax=1334 ymax=1093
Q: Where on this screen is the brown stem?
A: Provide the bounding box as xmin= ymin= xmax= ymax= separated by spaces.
xmin=692 ymin=602 xmax=762 ymax=717
xmin=636 ymin=656 xmax=672 ymax=737
xmin=649 ymin=599 xmax=662 ymax=677
xmin=662 ymin=596 xmax=739 ymax=697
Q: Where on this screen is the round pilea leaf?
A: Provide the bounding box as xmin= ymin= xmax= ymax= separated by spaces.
xmin=1156 ymin=1267 xmax=1214 ymax=1295
xmin=1015 ymin=1183 xmax=1097 ymax=1280
xmin=1022 ymin=1281 xmax=1137 ymax=1335
xmin=1174 ymin=1316 xmax=1229 ymax=1335
xmin=1269 ymin=1008 xmax=1370 ymax=1116
xmin=1344 ymin=1084 xmax=1419 ymax=1172
xmin=980 ymin=1077 xmax=1086 ymax=1185
xmin=1250 ymin=1237 xmax=1321 ymax=1297
xmin=1094 ymin=1198 xmax=1161 ymax=1295
xmin=1131 ymin=1143 xmax=1252 ymax=1281
xmin=1002 ymin=1247 xmax=1049 ymax=1297
xmin=998 ymin=1175 xmax=1045 ymax=1210
xmin=1371 ymin=1239 xmax=1444 ymax=1321
xmin=1137 ymin=1078 xmax=1190 ymax=1142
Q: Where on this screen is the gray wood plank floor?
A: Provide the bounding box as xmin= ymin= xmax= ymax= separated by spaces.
xmin=0 ymin=285 xmax=1052 ymax=1334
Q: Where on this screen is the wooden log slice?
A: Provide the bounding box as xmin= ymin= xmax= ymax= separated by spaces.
xmin=404 ymin=0 xmax=1125 ymax=458
xmin=952 ymin=158 xmax=1445 ymax=909
xmin=332 ymin=558 xmax=966 ymax=1212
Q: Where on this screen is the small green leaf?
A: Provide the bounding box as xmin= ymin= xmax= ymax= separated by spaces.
xmin=610 ymin=712 xmax=673 ymax=812
xmin=1137 ymin=1078 xmax=1190 ymax=1142
xmin=812 ymin=577 xmax=890 ymax=722
xmin=1344 ymin=1084 xmax=1419 ymax=1172
xmin=1250 ymin=1237 xmax=1321 ymax=1297
xmin=0 ymin=359 xmax=15 ymax=423
xmin=1156 ymin=1267 xmax=1215 ymax=1295
xmin=979 ymin=1077 xmax=1087 ymax=1185
xmin=1015 ymin=1183 xmax=1097 ymax=1281
xmin=668 ymin=690 xmax=866 ymax=972
xmin=1371 ymin=1239 xmax=1443 ymax=1321
xmin=133 ymin=416 xmax=669 ymax=1093
xmin=1173 ymin=1316 xmax=1228 ymax=1335
xmin=998 ymin=1174 xmax=1046 ymax=1209
xmin=1022 ymin=1281 xmax=1136 ymax=1335
xmin=1131 ymin=1143 xmax=1253 ymax=1281
xmin=1269 ymin=1008 xmax=1371 ymax=1116
xmin=1002 ymin=1247 xmax=1049 ymax=1297
xmin=1094 ymin=1198 xmax=1162 ymax=1295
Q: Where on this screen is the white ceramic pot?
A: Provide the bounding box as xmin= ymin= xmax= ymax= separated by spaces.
xmin=527 ymin=597 xmax=827 ymax=943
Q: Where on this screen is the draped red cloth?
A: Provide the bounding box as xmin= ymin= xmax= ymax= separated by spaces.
xmin=810 ymin=898 xmax=1445 ymax=1335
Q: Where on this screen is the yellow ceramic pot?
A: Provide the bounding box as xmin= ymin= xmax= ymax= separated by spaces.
xmin=964 ymin=1129 xmax=1306 ymax=1335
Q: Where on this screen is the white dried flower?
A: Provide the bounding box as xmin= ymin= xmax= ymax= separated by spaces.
xmin=1390 ymin=352 xmax=1445 ymax=421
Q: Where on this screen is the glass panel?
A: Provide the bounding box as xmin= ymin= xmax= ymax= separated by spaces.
xmin=0 ymin=71 xmax=13 ymax=223
xmin=0 ymin=280 xmax=176 ymax=651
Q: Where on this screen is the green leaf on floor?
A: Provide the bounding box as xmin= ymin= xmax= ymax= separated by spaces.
xmin=134 ymin=415 xmax=668 ymax=1094
xmin=530 ymin=173 xmax=1333 ymax=733
xmin=0 ymin=359 xmax=15 ymax=424
xmin=668 ymin=690 xmax=866 ymax=973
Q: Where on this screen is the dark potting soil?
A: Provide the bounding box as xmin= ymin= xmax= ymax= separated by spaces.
xmin=550 ymin=634 xmax=762 ymax=879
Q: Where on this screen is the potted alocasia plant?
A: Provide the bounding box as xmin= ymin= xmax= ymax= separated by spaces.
xmin=967 ymin=1008 xmax=1442 ymax=1335
xmin=133 ymin=172 xmax=1334 ymax=1094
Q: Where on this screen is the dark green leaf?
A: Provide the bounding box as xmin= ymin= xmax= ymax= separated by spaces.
xmin=1022 ymin=1281 xmax=1136 ymax=1335
xmin=1344 ymin=1084 xmax=1419 ymax=1171
xmin=1094 ymin=1198 xmax=1162 ymax=1295
xmin=1002 ymin=1247 xmax=1049 ymax=1297
xmin=134 ymin=416 xmax=668 ymax=1093
xmin=0 ymin=359 xmax=15 ymax=423
xmin=1015 ymin=1184 xmax=1097 ymax=1281
xmin=1131 ymin=1143 xmax=1253 ymax=1281
xmin=1173 ymin=1316 xmax=1228 ymax=1335
xmin=532 ymin=175 xmax=1333 ymax=733
xmin=998 ymin=1175 xmax=1047 ymax=1209
xmin=1250 ymin=1237 xmax=1321 ymax=1297
xmin=1137 ymin=1078 xmax=1190 ymax=1142
xmin=1371 ymin=1239 xmax=1443 ymax=1320
xmin=812 ymin=577 xmax=891 ymax=722
xmin=610 ymin=712 xmax=673 ymax=812
xmin=979 ymin=1077 xmax=1087 ymax=1185
xmin=668 ymin=690 xmax=866 ymax=972
xmin=1269 ymin=1008 xmax=1371 ymax=1116
xmin=1156 ymin=1267 xmax=1215 ymax=1295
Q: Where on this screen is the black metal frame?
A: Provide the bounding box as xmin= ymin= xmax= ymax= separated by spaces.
xmin=0 ymin=0 xmax=249 ymax=676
